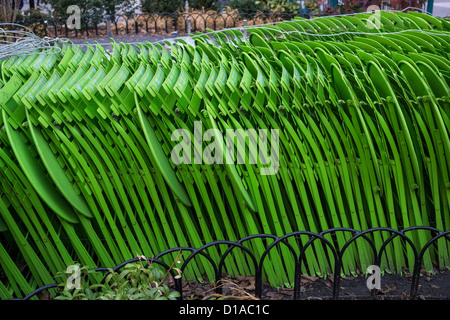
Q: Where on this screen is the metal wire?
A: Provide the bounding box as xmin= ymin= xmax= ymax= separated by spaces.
xmin=0 ymin=23 xmax=62 ymax=59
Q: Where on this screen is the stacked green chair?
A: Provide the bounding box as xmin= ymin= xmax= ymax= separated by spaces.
xmin=0 ymin=11 xmax=449 ymax=298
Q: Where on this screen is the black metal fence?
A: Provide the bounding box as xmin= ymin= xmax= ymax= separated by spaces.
xmin=14 ymin=12 xmax=314 ymax=38
xmin=7 ymin=226 xmax=450 ymax=301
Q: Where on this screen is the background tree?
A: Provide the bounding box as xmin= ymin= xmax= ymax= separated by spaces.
xmin=0 ymin=0 xmax=21 ymax=22
xmin=188 ymin=0 xmax=219 ymax=11
xmin=141 ymin=0 xmax=220 ymax=13
xmin=140 ymin=0 xmax=185 ymax=13
xmin=255 ymin=0 xmax=302 ymax=13
xmin=225 ymin=0 xmax=266 ymax=14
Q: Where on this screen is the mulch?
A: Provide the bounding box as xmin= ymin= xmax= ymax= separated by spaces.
xmin=173 ymin=268 xmax=450 ymax=300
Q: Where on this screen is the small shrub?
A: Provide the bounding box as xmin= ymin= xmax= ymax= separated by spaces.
xmin=225 ymin=0 xmax=266 ymax=14
xmin=188 ymin=0 xmax=220 ymax=11
xmin=55 ymin=254 xmax=182 ymax=300
xmin=255 ymin=0 xmax=302 ymax=14
xmin=140 ymin=0 xmax=185 ymax=13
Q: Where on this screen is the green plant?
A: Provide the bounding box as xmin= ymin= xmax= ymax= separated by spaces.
xmin=304 ymin=0 xmax=320 ymax=15
xmin=13 ymin=8 xmax=49 ymax=37
xmin=140 ymin=0 xmax=185 ymax=13
xmin=255 ymin=0 xmax=301 ymax=13
xmin=55 ymin=255 xmax=182 ymax=300
xmin=225 ymin=0 xmax=265 ymax=14
xmin=188 ymin=0 xmax=219 ymax=11
xmin=18 ymin=8 xmax=50 ymax=20
xmin=140 ymin=0 xmax=219 ymax=13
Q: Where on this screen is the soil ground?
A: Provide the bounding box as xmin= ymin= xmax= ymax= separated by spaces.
xmin=176 ymin=268 xmax=450 ymax=300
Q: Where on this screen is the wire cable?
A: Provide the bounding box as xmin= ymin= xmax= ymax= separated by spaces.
xmin=0 ymin=23 xmax=62 ymax=59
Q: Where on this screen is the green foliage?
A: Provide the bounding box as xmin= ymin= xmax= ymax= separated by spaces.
xmin=103 ymin=0 xmax=139 ymax=17
xmin=305 ymin=0 xmax=320 ymax=15
xmin=140 ymin=0 xmax=219 ymax=13
xmin=55 ymin=256 xmax=182 ymax=300
xmin=255 ymin=0 xmax=301 ymax=13
xmin=16 ymin=8 xmax=49 ymax=21
xmin=188 ymin=0 xmax=219 ymax=11
xmin=15 ymin=8 xmax=49 ymax=37
xmin=140 ymin=0 xmax=185 ymax=13
xmin=225 ymin=0 xmax=265 ymax=14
